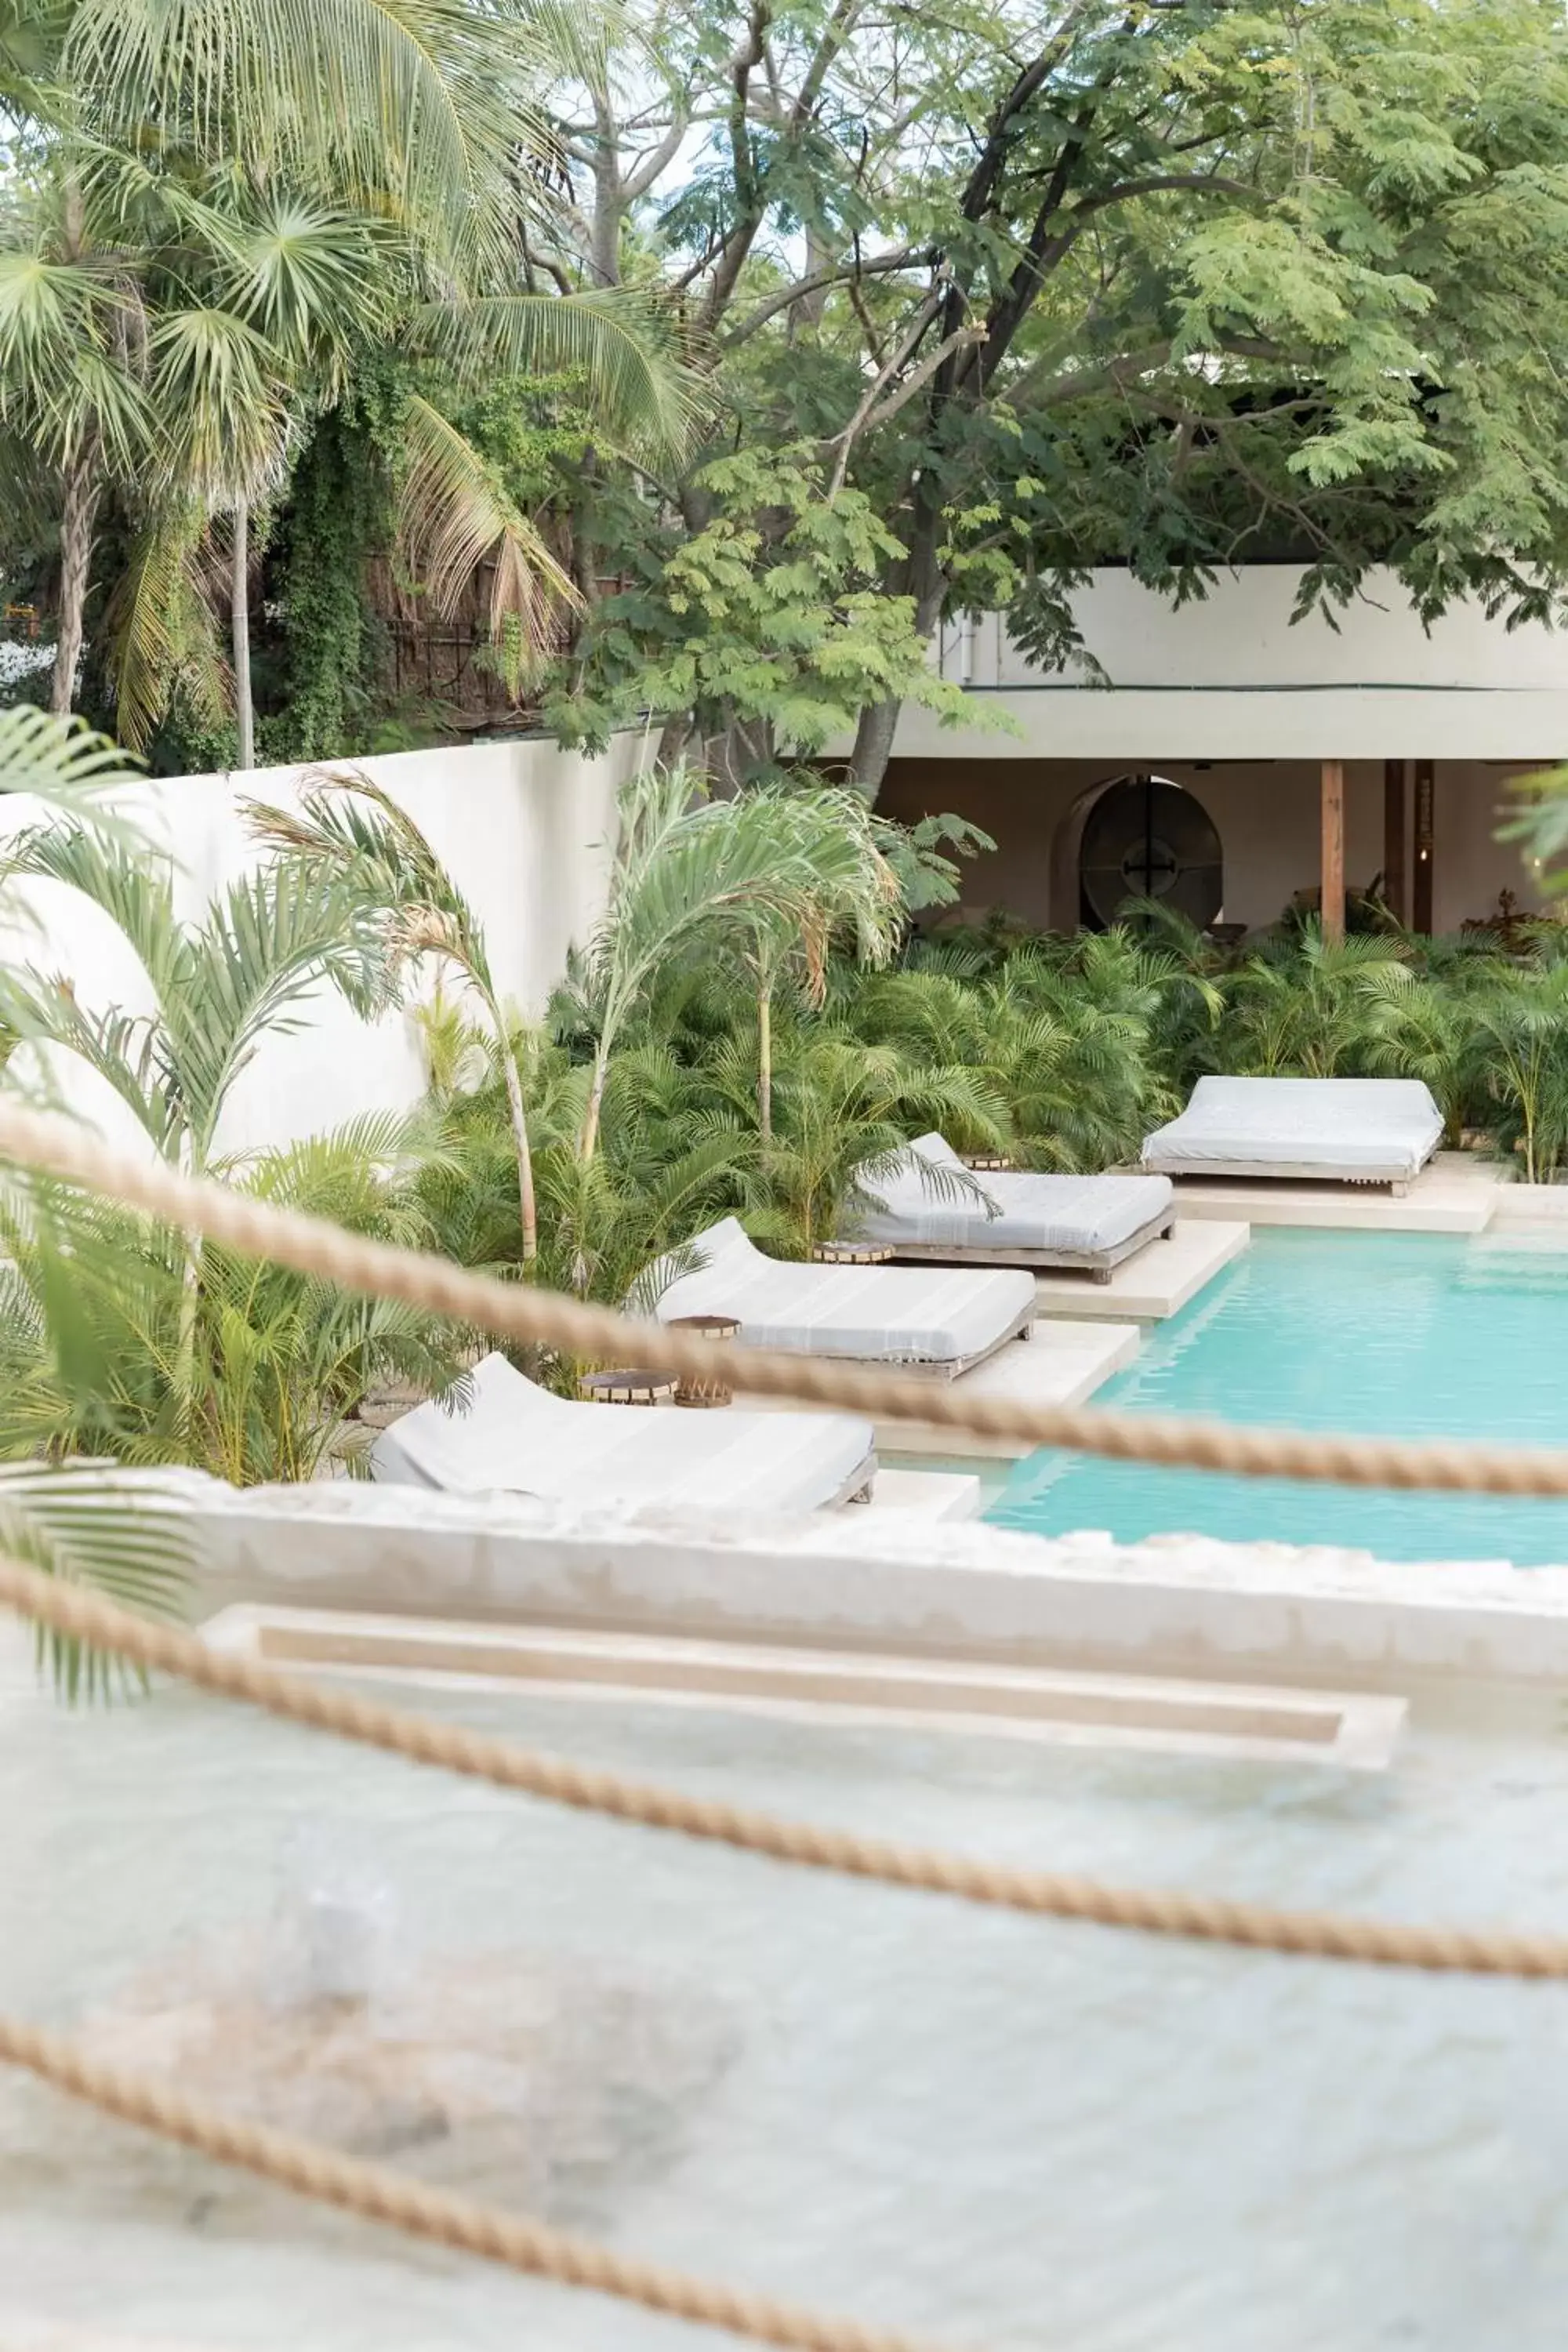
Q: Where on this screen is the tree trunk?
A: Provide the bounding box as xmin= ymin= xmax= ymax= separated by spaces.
xmin=847 ymin=697 xmax=903 ymax=799
xmin=847 ymin=560 xmax=945 ymax=800
xmin=757 ymin=985 xmax=772 ymax=1141
xmin=232 ymin=498 xmax=255 ymax=769
xmin=498 ymin=1037 xmax=539 ymax=1263
xmin=578 ymin=1050 xmax=609 ymax=1162
xmin=51 ymin=445 xmax=100 ymax=717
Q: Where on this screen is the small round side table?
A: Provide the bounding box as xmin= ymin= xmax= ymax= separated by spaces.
xmin=961 ymin=1152 xmax=1014 ymax=1172
xmin=809 ymin=1240 xmax=896 ymax=1266
xmin=578 ymin=1367 xmax=678 ymax=1406
xmin=665 ymin=1311 xmax=742 ymax=1407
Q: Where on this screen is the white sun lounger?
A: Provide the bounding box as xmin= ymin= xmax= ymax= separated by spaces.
xmin=1141 ymin=1076 xmax=1444 ymax=1192
xmin=653 ymin=1216 xmax=1036 ymax=1377
xmin=372 ymin=1352 xmax=877 ymax=1513
xmin=840 ymin=1133 xmax=1177 ymax=1281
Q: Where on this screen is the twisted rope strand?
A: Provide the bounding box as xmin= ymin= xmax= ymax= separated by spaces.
xmin=0 ymin=2010 xmax=940 ymax=2352
xmin=2 ymin=1554 xmax=1566 ymax=1978
xmin=0 ymin=1100 xmax=1563 ymax=1495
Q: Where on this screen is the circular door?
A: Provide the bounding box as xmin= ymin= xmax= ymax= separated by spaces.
xmin=1079 ymin=774 xmax=1222 ymax=929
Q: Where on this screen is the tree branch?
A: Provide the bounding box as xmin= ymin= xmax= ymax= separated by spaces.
xmin=722 ymin=246 xmax=926 ymax=347
xmin=696 ymin=0 xmax=775 ymax=332
xmin=826 ymin=289 xmax=945 ymax=494
xmin=856 ymin=328 xmax=987 ymax=440
xmin=622 ymin=111 xmax=691 ymax=203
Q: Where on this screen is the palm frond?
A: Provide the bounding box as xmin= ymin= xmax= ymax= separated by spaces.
xmin=412 ymin=286 xmax=701 ymax=460
xmin=0 ymin=708 xmax=150 ymax=846
xmin=397 ymin=393 xmax=576 ymax=684
xmin=0 ymin=1461 xmax=194 ymax=1700
xmin=63 ymin=0 xmax=554 ymax=276
xmin=104 ymin=506 xmax=228 ymax=754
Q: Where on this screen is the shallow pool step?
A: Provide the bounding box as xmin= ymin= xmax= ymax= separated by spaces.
xmin=202 ymin=1607 xmax=1405 ymax=1770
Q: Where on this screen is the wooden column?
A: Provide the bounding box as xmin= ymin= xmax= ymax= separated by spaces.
xmin=1413 ymin=757 xmax=1435 ymax=935
xmin=1382 ymin=757 xmax=1407 ymax=927
xmin=1320 ymin=758 xmax=1345 ymax=942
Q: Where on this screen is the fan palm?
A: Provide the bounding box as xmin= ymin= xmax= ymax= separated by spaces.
xmin=7 ymin=0 xmax=696 ymax=752
xmin=0 ymin=180 xmax=154 ymax=714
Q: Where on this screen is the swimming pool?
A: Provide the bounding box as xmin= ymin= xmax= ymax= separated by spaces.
xmin=990 ymin=1228 xmax=1568 ymax=1566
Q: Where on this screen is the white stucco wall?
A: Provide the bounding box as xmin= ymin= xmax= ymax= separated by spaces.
xmin=897 ymin=568 xmax=1568 ymax=762
xmin=0 ymin=732 xmax=644 ymax=1160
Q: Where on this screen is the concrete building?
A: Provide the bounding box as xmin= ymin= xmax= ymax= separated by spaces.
xmin=879 ymin=567 xmax=1568 ymax=938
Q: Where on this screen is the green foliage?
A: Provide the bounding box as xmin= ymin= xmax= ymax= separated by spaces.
xmin=263 ymin=401 xmax=392 ymax=762
xmin=1210 ymin=929 xmax=1418 ymax=1080
xmin=545 ymin=445 xmax=1000 ymax=775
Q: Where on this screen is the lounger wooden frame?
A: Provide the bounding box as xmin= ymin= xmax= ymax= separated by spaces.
xmin=1142 ymin=1154 xmax=1435 ymax=1197
xmin=881 ymin=1207 xmax=1177 ymax=1284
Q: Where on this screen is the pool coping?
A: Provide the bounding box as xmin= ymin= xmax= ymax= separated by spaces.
xmin=118 ymin=1468 xmax=1568 ymax=1696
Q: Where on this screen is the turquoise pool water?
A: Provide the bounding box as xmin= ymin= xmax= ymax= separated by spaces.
xmin=989 ymin=1228 xmax=1568 ymax=1566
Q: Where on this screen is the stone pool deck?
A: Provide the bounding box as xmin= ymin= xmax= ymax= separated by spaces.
xmin=866 ymin=1319 xmax=1142 ymax=1461
xmin=1159 ymin=1149 xmax=1568 ymax=1236
xmin=1031 ymin=1218 xmax=1248 ymax=1321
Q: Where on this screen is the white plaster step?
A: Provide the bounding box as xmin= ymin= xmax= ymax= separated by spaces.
xmin=1160 ymin=1153 xmax=1499 ymax=1234
xmin=873 ymin=1319 xmax=1140 ymax=1461
xmin=863 ymin=1468 xmax=983 ymax=1521
xmin=201 ymin=1606 xmax=1404 ymax=1767
xmin=1032 ymin=1219 xmax=1248 ymax=1321
xmin=1487 ymin=1181 xmax=1568 ymax=1230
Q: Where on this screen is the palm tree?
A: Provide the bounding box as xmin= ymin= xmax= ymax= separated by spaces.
xmin=6 ymin=0 xmax=696 ymax=752
xmin=2 ymin=813 xmax=382 ymax=1407
xmin=1468 ymin=955 xmax=1568 ymax=1182
xmin=1219 ymin=924 xmax=1415 ymax=1078
xmin=3 ymin=822 xmax=376 ymax=1177
xmin=566 ymin=768 xmax=897 ymax=1163
xmin=0 ymin=182 xmax=153 ymax=714
xmin=724 ymin=784 xmax=902 ymax=1141
xmin=245 ymin=770 xmax=548 ymax=1263
xmin=0 ymin=702 xmax=396 ymax=1689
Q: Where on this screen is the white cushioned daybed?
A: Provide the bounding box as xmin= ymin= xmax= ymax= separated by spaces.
xmin=373 ymin=1352 xmax=877 ymax=1513
xmin=841 ymin=1133 xmax=1176 ymax=1282
xmin=654 ymin=1216 xmax=1036 ymax=1377
xmin=1142 ymin=1076 xmax=1444 ymax=1192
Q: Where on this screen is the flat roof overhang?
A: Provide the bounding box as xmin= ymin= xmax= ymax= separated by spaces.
xmin=885 ymin=687 xmax=1568 ymax=765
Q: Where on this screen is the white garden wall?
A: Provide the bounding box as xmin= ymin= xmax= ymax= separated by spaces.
xmin=0 ymin=731 xmax=646 ymax=1161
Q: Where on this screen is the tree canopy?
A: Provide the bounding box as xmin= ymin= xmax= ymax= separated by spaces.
xmin=7 ymin=0 xmax=1568 ymax=785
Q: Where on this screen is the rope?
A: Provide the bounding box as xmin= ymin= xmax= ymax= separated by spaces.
xmin=0 ymin=2010 xmax=939 ymax=2352
xmin=9 ymin=1118 xmax=1563 ymax=2349
xmin=1 ymin=1098 xmax=1565 ymax=1496
xmin=3 ymin=1553 xmax=1566 ymax=1978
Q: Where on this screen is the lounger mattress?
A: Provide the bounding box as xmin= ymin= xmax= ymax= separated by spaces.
xmin=847 ymin=1134 xmax=1174 ymax=1253
xmin=1142 ymin=1076 xmax=1443 ymax=1178
xmin=655 ymin=1217 xmax=1036 ymax=1363
xmin=372 ymin=1355 xmax=873 ymax=1515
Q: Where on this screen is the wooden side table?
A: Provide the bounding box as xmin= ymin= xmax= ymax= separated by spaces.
xmin=665 ymin=1311 xmax=741 ymax=1407
xmin=810 ymin=1240 xmax=896 ymax=1265
xmin=961 ymin=1152 xmax=1014 ymax=1172
xmin=577 ymin=1368 xmax=678 ymax=1406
